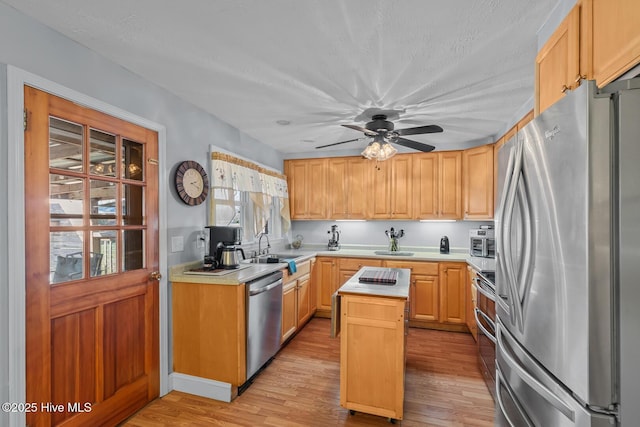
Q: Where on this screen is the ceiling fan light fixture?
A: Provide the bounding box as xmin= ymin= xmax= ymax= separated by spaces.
xmin=361 ymin=139 xmax=397 ymax=161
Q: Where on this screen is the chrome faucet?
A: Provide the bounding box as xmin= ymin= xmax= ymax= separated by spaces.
xmin=257 ymin=220 xmax=271 ymax=255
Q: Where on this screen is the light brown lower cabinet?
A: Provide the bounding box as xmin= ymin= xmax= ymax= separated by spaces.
xmin=340 ymin=294 xmax=406 ymax=421
xmin=282 ymin=280 xmax=297 ymax=342
xmin=281 ymin=258 xmax=316 ymax=343
xmin=467 ymin=265 xmax=478 ymax=341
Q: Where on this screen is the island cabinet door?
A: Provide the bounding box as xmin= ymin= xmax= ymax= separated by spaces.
xmin=340 ymin=294 xmax=406 ymax=421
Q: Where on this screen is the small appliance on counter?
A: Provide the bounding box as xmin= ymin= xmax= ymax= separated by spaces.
xmin=469 ymin=227 xmax=495 ymax=258
xmin=327 ymin=224 xmax=340 ymax=251
xmin=206 ymin=225 xmax=245 ymax=269
xmin=439 ymin=236 xmax=450 ymax=254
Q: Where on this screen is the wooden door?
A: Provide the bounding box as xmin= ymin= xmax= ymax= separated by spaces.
xmin=315 ymin=257 xmax=337 ymax=313
xmin=439 ymin=263 xmax=467 ymax=325
xmin=346 ymin=157 xmax=370 ymax=219
xmin=306 ymin=159 xmax=328 ymax=219
xmin=389 ymin=155 xmax=413 ymax=219
xmin=535 ymin=4 xmax=580 ymax=115
xmin=591 ymin=0 xmax=640 ymax=86
xmin=369 ymin=161 xmax=390 ymax=219
xmin=411 ymin=275 xmax=440 ymax=322
xmin=328 ymin=158 xmax=348 ymax=219
xmin=282 ymin=281 xmax=297 ymax=342
xmin=413 ymin=153 xmax=439 ymax=219
xmin=24 ymin=86 xmax=160 ymax=427
xmin=296 ymin=274 xmax=311 ymax=326
xmin=438 ymin=151 xmax=463 ymax=219
xmin=463 ymin=144 xmax=494 ymax=220
xmin=285 ymin=160 xmax=308 ymax=219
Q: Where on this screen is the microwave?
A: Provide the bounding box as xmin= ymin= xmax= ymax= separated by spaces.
xmin=470 ymin=229 xmax=495 ymax=258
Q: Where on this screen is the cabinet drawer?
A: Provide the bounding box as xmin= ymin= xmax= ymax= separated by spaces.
xmin=339 ymin=257 xmax=383 ymax=271
xmin=283 ymin=259 xmax=311 ymax=282
xmin=383 ymin=260 xmax=439 ymax=276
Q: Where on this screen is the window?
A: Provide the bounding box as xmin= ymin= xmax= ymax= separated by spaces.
xmin=211 ymin=189 xmax=286 ymax=243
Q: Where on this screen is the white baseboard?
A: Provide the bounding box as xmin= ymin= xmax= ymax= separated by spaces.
xmin=169 ymin=373 xmax=236 ymax=403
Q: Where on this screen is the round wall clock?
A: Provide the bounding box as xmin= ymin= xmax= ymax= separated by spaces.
xmin=175 ymin=160 xmax=209 ymax=205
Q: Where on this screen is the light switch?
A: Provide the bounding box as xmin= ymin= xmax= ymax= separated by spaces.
xmin=171 ymin=235 xmax=184 ymax=252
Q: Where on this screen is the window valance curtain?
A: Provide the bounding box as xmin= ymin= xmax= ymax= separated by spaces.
xmin=210 ymin=152 xmax=290 ymax=234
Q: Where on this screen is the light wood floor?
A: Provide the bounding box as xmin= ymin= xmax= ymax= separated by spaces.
xmin=123 ymin=318 xmax=495 ymax=426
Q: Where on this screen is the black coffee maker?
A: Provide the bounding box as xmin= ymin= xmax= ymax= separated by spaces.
xmin=205 ymin=226 xmax=245 ymax=269
xmin=440 ymin=236 xmax=450 ymax=254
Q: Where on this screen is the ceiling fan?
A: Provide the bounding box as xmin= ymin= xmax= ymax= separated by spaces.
xmin=316 ymin=114 xmax=443 ymax=153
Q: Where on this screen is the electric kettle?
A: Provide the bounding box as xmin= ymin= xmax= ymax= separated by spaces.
xmin=440 ymin=236 xmax=450 ymax=254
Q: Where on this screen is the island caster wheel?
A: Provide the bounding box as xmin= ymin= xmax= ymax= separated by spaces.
xmin=349 ymin=410 xmax=356 ymax=416
xmin=388 ymin=418 xmax=396 ymax=424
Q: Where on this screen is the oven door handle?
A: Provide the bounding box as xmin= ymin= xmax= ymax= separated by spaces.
xmin=474 ymin=277 xmax=496 ymax=302
xmin=474 ymin=308 xmax=496 ymax=343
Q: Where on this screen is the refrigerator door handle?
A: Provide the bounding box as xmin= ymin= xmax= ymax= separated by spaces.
xmin=496 ymin=366 xmax=535 ymax=427
xmin=497 ymin=326 xmax=576 ymax=421
xmin=474 ymin=308 xmax=496 ymax=343
xmin=515 ymin=172 xmax=535 ymax=308
xmin=496 ymin=141 xmax=517 ymax=312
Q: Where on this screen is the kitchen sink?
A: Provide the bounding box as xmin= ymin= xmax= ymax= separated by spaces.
xmin=373 ymin=250 xmax=414 ymax=256
xmin=241 ymin=255 xmax=284 ymax=264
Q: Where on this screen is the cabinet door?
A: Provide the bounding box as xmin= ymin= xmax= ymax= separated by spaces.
xmin=390 ymin=155 xmax=413 ymax=219
xmin=347 ymin=157 xmax=371 ymax=219
xmin=413 ymin=153 xmax=439 ymax=219
xmin=438 ymin=151 xmax=463 ymax=219
xmin=307 ymin=159 xmax=328 ymax=219
xmin=316 ymin=257 xmax=338 ymax=311
xmin=297 ymin=274 xmax=311 ymax=326
xmin=411 ymin=275 xmax=439 ymax=322
xmin=286 ymin=160 xmax=308 ymax=219
xmin=369 ymin=161 xmax=390 ymax=219
xmin=439 ymin=263 xmax=467 ymax=324
xmin=282 ymin=281 xmax=297 ymax=342
xmin=592 ymin=0 xmax=640 ymax=86
xmin=467 ymin=266 xmax=478 ymax=341
xmin=535 ymin=4 xmax=580 ymax=115
xmin=463 ymin=144 xmax=494 ymax=220
xmin=328 ymin=158 xmax=348 ymax=219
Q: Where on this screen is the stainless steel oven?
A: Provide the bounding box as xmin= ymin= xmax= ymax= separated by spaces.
xmin=474 ymin=271 xmax=496 ymax=402
xmin=470 ymin=229 xmax=495 ymax=258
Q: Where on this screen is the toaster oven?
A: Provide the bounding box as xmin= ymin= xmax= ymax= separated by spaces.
xmin=470 ymin=229 xmax=495 ymax=258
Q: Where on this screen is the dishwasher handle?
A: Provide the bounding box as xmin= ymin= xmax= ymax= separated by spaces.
xmin=248 ymin=278 xmax=283 ymax=296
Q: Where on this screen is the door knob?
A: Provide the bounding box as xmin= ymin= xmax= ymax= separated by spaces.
xmin=149 ymin=271 xmax=162 ymax=281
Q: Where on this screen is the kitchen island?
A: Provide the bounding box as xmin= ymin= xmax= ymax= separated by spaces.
xmin=337 ymin=267 xmax=410 ymax=422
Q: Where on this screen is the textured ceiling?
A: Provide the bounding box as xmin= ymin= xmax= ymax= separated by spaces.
xmin=2 ymin=0 xmax=558 ymax=154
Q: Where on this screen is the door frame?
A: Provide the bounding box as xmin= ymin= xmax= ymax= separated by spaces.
xmin=6 ymin=65 xmax=169 ymax=427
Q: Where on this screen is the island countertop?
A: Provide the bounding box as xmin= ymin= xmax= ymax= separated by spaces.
xmin=337 ymin=266 xmax=410 ymax=299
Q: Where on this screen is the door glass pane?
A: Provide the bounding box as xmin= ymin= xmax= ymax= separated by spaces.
xmin=123 ymin=230 xmax=144 ymax=271
xmin=50 ymin=231 xmax=84 ymax=284
xmin=89 ymin=129 xmax=116 ymax=177
xmin=122 ymin=184 xmax=144 ymax=225
xmin=122 ymin=139 xmax=144 ymax=181
xmin=50 ymin=174 xmax=84 ymax=226
xmin=49 ymin=117 xmax=83 ymax=171
xmin=91 ymin=230 xmax=117 ymax=276
xmin=90 ymin=180 xmax=117 ymax=226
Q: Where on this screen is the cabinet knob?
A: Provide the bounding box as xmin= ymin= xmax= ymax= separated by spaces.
xmin=575 ymin=74 xmax=585 ymax=84
xmin=561 ymin=85 xmax=569 ymax=94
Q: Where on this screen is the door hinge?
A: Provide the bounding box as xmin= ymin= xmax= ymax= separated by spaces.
xmin=23 ymin=108 xmax=27 ymax=131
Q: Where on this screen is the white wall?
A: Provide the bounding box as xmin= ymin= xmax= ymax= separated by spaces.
xmin=291 ymin=220 xmax=491 ymax=252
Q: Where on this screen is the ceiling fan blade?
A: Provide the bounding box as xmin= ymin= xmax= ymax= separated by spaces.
xmin=396 ymin=125 xmax=443 ymax=136
xmin=342 ymin=124 xmax=378 ymax=136
xmin=315 ymin=137 xmax=365 ymax=149
xmin=393 ymin=137 xmax=435 ymax=152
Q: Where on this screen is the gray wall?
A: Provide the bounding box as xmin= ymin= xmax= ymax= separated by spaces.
xmin=0 ymin=3 xmax=282 ymax=420
xmin=291 ymin=220 xmax=491 ymax=252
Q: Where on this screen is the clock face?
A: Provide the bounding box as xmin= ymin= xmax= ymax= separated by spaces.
xmin=175 ymin=161 xmax=209 ymax=205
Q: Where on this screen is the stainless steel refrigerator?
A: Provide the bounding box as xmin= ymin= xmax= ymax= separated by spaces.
xmin=495 ymin=78 xmax=640 ymax=426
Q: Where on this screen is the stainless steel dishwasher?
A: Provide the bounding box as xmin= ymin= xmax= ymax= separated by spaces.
xmin=245 ymin=270 xmax=283 ymax=385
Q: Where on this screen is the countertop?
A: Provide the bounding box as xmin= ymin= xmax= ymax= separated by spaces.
xmin=169 ymin=247 xmax=495 ymax=286
xmin=337 ymin=267 xmax=410 ymax=299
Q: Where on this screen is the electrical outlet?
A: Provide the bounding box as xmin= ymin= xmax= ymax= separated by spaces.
xmin=196 ymin=232 xmax=206 ymax=249
xmin=171 ymin=235 xmax=184 ymax=252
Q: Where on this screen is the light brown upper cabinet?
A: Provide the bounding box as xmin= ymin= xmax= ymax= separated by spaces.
xmin=328 ymin=156 xmax=371 ymax=219
xmin=286 ymin=158 xmax=328 ymax=219
xmin=535 ymin=3 xmax=582 ymax=116
xmin=370 ymin=154 xmax=413 ymax=219
xmin=413 ymin=151 xmax=462 ymax=220
xmin=463 ymin=144 xmax=494 ymax=220
xmin=590 ymin=0 xmax=640 ymax=87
